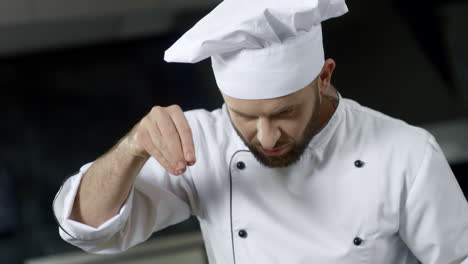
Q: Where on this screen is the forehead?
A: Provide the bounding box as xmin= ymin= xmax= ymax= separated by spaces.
xmin=223 ymin=83 xmax=313 ymax=115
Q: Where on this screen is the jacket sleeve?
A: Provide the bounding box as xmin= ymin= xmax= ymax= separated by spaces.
xmin=53 ymin=158 xmax=199 ymax=254
xmin=398 ymin=134 xmax=468 ymax=264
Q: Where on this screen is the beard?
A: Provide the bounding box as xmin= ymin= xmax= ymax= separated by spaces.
xmin=232 ymin=99 xmax=322 ymax=168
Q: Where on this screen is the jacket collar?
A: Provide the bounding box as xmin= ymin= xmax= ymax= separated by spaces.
xmin=306 ymin=92 xmax=343 ymax=150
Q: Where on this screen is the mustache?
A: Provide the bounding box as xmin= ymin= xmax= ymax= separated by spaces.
xmin=250 ymin=137 xmax=294 ymax=149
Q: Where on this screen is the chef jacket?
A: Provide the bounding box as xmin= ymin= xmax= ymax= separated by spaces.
xmin=53 ymin=95 xmax=468 ymax=264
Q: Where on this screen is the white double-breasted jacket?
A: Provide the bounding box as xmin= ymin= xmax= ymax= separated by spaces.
xmin=54 ymin=96 xmax=468 ymax=264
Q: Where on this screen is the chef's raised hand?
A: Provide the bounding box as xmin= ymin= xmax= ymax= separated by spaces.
xmin=123 ymin=105 xmax=196 ymax=175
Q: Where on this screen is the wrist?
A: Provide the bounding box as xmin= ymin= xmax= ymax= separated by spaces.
xmin=116 ymin=136 xmax=150 ymax=162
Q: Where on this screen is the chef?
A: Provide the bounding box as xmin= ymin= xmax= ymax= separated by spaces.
xmin=53 ymin=0 xmax=468 ymax=263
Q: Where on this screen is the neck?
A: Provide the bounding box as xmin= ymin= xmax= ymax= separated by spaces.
xmin=316 ymin=88 xmax=339 ymax=133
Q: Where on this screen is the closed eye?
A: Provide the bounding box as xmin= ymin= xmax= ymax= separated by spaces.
xmin=229 ymin=104 xmax=300 ymax=119
xmin=273 ymin=108 xmax=295 ymax=118
xmin=234 ymin=112 xmax=256 ymax=119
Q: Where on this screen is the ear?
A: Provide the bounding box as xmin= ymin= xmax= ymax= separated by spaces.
xmin=317 ymin=58 xmax=336 ymax=94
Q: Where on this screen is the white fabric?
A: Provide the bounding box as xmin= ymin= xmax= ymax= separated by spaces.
xmin=164 ymin=0 xmax=348 ymax=99
xmin=54 ymin=97 xmax=468 ymax=263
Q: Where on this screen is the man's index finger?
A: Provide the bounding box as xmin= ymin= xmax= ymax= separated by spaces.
xmin=170 ymin=110 xmax=196 ymax=164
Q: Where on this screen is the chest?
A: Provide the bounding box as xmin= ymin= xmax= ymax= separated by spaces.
xmin=195 ymin=148 xmax=411 ymax=263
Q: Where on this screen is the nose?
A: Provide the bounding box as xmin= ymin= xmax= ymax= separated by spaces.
xmin=256 ymin=117 xmax=281 ymax=150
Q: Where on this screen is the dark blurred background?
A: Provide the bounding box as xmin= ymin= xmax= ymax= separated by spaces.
xmin=0 ymin=0 xmax=467 ymax=263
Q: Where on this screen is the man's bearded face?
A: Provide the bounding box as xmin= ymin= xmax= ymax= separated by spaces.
xmin=232 ymin=102 xmax=321 ymax=168
xmin=224 ymin=81 xmax=323 ymax=168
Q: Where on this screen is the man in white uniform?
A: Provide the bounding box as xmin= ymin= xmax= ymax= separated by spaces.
xmin=53 ymin=0 xmax=468 ymax=263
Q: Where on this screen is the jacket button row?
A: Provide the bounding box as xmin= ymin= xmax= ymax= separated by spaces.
xmin=236 ymin=161 xmax=246 ymax=170
xmin=353 ymin=237 xmax=363 ymax=246
xmin=238 ymin=229 xmax=248 ymax=238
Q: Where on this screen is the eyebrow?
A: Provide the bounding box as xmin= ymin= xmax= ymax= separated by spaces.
xmin=229 ymin=104 xmax=300 ymax=118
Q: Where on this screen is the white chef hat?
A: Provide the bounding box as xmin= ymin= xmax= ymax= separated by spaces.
xmin=164 ymin=0 xmax=348 ymax=100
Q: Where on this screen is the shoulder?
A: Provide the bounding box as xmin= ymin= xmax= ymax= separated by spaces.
xmin=184 ymin=108 xmax=224 ymax=128
xmin=182 ymin=107 xmax=242 ymax=183
xmin=183 ymin=106 xmax=236 ymax=154
xmin=338 ymin=98 xmax=435 ymax=171
xmin=341 ymin=98 xmax=432 ymax=146
xmin=337 ymin=99 xmax=443 ymax=190
xmin=184 ymin=107 xmax=231 ymax=139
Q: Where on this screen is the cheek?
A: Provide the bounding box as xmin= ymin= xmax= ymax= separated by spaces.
xmin=278 ymin=114 xmax=311 ymax=140
xmin=279 ymin=121 xmax=303 ymax=139
xmin=232 ymin=118 xmax=257 ymax=141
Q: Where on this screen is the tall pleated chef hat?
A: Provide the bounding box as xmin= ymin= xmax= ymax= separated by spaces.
xmin=164 ymin=0 xmax=348 ymax=100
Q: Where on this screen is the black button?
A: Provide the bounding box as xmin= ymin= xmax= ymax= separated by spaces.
xmin=353 ymin=237 xmax=363 ymax=246
xmin=238 ymin=230 xmax=248 ymax=238
xmin=354 ymin=160 xmax=365 ymax=168
xmin=236 ymin=161 xmax=246 ymax=170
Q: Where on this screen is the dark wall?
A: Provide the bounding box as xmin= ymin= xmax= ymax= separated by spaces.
xmin=0 ymin=32 xmax=222 ymax=263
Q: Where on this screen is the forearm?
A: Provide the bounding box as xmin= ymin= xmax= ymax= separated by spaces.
xmin=70 ymin=138 xmax=148 ymax=228
xmin=68 ymin=104 xmax=196 ymax=228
